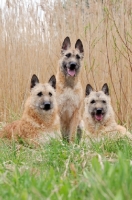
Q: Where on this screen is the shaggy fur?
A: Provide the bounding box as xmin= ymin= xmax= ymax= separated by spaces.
xmin=56 ymin=37 xmax=84 ymax=142
xmin=83 ymin=83 xmax=132 ymax=139
xmin=1 ymin=75 xmax=61 ymax=145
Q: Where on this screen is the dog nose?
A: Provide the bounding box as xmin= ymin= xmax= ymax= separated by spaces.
xmin=70 ymin=62 xmax=76 ymax=70
xmin=44 ymin=102 xmax=51 ymax=111
xmin=96 ymin=108 xmax=102 ymax=114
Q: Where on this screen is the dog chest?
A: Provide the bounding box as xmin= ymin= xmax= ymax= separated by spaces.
xmin=57 ymin=87 xmax=81 ymax=118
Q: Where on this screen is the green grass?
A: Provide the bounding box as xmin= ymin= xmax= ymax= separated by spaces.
xmin=0 ymin=136 xmax=132 ymax=200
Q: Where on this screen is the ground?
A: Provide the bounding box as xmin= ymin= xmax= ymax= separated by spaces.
xmin=0 ymin=134 xmax=132 ymax=200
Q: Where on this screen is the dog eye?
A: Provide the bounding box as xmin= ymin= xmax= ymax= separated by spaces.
xmin=91 ymin=100 xmax=95 ymax=104
xmin=49 ymin=92 xmax=52 ymax=96
xmin=65 ymin=53 xmax=71 ymax=58
xmin=102 ymin=100 xmax=106 ymax=103
xmin=76 ymin=54 xmax=80 ymax=59
xmin=37 ymin=92 xmax=43 ymax=97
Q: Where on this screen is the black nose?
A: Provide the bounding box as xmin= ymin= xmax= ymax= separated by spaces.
xmin=96 ymin=108 xmax=102 ymax=115
xmin=70 ymin=62 xmax=76 ymax=70
xmin=44 ymin=102 xmax=51 ymax=111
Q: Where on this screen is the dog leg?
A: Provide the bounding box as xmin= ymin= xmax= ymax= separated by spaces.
xmin=77 ymin=120 xmax=84 ymax=143
xmin=69 ymin=109 xmax=81 ymax=142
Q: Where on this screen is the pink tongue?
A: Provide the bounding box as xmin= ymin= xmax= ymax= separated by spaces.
xmin=95 ymin=114 xmax=103 ymax=121
xmin=67 ymin=69 xmax=75 ymax=77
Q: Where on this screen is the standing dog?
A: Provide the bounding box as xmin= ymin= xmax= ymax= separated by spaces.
xmin=1 ymin=75 xmax=61 ymax=145
xmin=83 ymin=83 xmax=132 ymax=138
xmin=56 ymin=37 xmax=84 ymax=142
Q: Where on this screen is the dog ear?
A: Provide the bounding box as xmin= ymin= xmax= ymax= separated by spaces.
xmin=31 ymin=74 xmax=39 ymax=89
xmin=102 ymin=83 xmax=109 ymax=95
xmin=48 ymin=75 xmax=56 ymax=89
xmin=75 ymin=39 xmax=84 ymax=54
xmin=86 ymin=84 xmax=93 ymax=96
xmin=61 ymin=37 xmax=71 ymax=53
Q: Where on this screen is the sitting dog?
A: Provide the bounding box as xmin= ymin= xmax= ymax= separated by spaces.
xmin=56 ymin=37 xmax=84 ymax=142
xmin=0 ymin=74 xmax=61 ymax=145
xmin=83 ymin=83 xmax=132 ymax=139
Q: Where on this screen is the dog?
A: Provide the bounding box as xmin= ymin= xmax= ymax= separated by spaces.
xmin=83 ymin=83 xmax=132 ymax=139
xmin=0 ymin=74 xmax=61 ymax=146
xmin=56 ymin=36 xmax=84 ymax=142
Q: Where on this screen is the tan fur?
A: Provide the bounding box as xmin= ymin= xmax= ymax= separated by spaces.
xmin=0 ymin=79 xmax=61 ymax=145
xmin=56 ymin=37 xmax=84 ymax=142
xmin=83 ymin=88 xmax=132 ymax=140
xmin=56 ymin=72 xmax=83 ymax=141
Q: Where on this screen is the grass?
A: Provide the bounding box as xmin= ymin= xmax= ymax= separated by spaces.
xmin=0 ymin=136 xmax=132 ymax=199
xmin=0 ymin=0 xmax=132 ymax=199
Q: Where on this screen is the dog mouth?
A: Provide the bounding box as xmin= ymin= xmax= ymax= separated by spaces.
xmin=94 ymin=114 xmax=104 ymax=121
xmin=67 ymin=68 xmax=76 ymax=77
xmin=91 ymin=111 xmax=104 ymax=122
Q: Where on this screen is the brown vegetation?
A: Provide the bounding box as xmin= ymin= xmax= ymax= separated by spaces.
xmin=0 ymin=0 xmax=132 ymax=128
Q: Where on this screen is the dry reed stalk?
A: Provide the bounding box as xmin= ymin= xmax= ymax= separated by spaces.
xmin=0 ymin=0 xmax=132 ymax=128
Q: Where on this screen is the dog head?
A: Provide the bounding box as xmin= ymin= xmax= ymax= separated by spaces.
xmin=60 ymin=37 xmax=84 ymax=77
xmin=85 ymin=83 xmax=111 ymax=122
xmin=29 ymin=74 xmax=57 ymax=113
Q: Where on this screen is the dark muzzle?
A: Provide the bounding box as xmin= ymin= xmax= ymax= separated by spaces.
xmin=44 ymin=102 xmax=51 ymax=111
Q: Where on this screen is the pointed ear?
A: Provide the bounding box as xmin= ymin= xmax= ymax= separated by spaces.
xmin=61 ymin=37 xmax=71 ymax=53
xmin=48 ymin=75 xmax=56 ymax=89
xmin=86 ymin=84 xmax=93 ymax=96
xmin=102 ymin=83 xmax=109 ymax=95
xmin=75 ymin=39 xmax=84 ymax=54
xmin=31 ymin=74 xmax=39 ymax=89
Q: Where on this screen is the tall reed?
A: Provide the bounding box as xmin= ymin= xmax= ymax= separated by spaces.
xmin=0 ymin=0 xmax=132 ymax=128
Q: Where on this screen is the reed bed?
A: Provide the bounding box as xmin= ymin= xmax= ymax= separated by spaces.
xmin=0 ymin=0 xmax=132 ymax=128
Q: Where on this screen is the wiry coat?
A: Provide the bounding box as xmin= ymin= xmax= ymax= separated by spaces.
xmin=83 ymin=83 xmax=132 ymax=139
xmin=56 ymin=37 xmax=84 ymax=142
xmin=1 ymin=75 xmax=61 ymax=145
